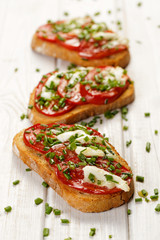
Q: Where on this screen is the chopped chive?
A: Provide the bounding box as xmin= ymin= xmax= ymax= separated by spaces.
xmin=28 ymin=105 xmax=33 ymax=109
xmin=13 ymin=180 xmax=20 ymax=185
xmin=107 ymin=10 xmax=111 ymax=14
xmin=146 ymin=142 xmax=151 ymax=152
xmin=64 ymin=12 xmax=69 ymax=16
xmin=104 ymin=110 xmax=119 ymax=119
xmin=42 ymin=181 xmax=49 ymax=188
xmin=64 ymin=238 xmax=72 ymax=240
xmin=135 ymin=198 xmax=142 ymax=202
xmin=150 ymin=195 xmax=159 ymax=201
xmin=154 ymin=188 xmax=159 ymax=195
xmin=126 ymin=140 xmax=132 ymax=147
xmin=123 ymin=126 xmax=128 ymax=131
xmin=138 ymin=190 xmax=147 ymax=198
xmin=43 ymin=228 xmax=49 ymax=237
xmin=45 ymin=203 xmax=53 ymax=215
xmin=36 ymin=68 xmax=40 ymax=72
xmin=4 ymin=206 xmax=12 ymax=212
xmin=144 ymin=112 xmax=150 ymax=117
xmin=34 ymin=198 xmax=43 ymax=205
xmin=81 ymin=97 xmax=86 ymax=102
xmin=145 ymin=197 xmax=150 ymax=202
xmin=136 ymin=175 xmax=144 ymax=183
xmin=14 ymin=68 xmax=18 ymax=72
xmin=57 ymin=164 xmax=62 ymax=171
xmin=29 ymin=139 xmax=34 ymax=145
xmin=89 ymin=228 xmax=96 ymax=236
xmin=109 ymin=235 xmax=112 ymax=239
xmin=141 ymin=189 xmax=148 ymax=197
xmin=94 ymin=12 xmax=100 ymax=16
xmin=88 ymin=173 xmax=95 ymax=183
xmin=127 ymin=209 xmax=131 ymax=215
xmin=137 ymin=2 xmax=142 ymax=7
xmin=116 ymin=163 xmax=122 ymax=169
xmin=26 ymin=168 xmax=31 ymax=172
xmin=53 ymin=209 xmax=61 ymax=215
xmin=155 ymin=130 xmax=158 ymax=135
xmin=20 ymin=113 xmax=26 ymax=120
xmin=155 ymin=204 xmax=160 ymax=212
xmin=61 ymin=219 xmax=70 ymax=224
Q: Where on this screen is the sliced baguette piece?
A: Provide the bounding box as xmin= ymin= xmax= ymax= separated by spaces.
xmin=28 ymin=83 xmax=134 ymax=125
xmin=13 ymin=129 xmax=134 ymax=212
xmin=31 ymin=33 xmax=130 ymax=68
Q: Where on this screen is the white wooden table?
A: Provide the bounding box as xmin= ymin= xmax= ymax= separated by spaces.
xmin=0 ymin=0 xmax=160 ymax=239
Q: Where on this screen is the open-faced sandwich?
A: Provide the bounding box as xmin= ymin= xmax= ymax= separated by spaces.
xmin=31 ymin=16 xmax=130 ymax=67
xmin=13 ymin=123 xmax=134 ymax=212
xmin=28 ymin=66 xmax=134 ymax=125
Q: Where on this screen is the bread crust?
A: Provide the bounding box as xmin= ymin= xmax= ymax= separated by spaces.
xmin=31 ymin=34 xmax=130 ymax=68
xmin=13 ymin=130 xmax=134 ymax=212
xmin=28 ymin=84 xmax=134 ymax=125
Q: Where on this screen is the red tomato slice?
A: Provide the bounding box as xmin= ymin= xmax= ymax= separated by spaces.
xmin=37 ymin=24 xmax=57 ymax=42
xmin=58 ymin=79 xmax=86 ymax=105
xmin=23 ymin=124 xmax=58 ymax=153
xmin=80 ymin=67 xmax=130 ymax=105
xmin=34 ymin=73 xmax=75 ymax=116
xmin=79 ymin=39 xmax=127 ymax=60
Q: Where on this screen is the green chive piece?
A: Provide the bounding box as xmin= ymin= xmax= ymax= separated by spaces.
xmin=104 ymin=110 xmax=119 ymax=119
xmin=137 ymin=2 xmax=142 ymax=7
xmin=155 ymin=204 xmax=160 ymax=212
xmin=127 ymin=209 xmax=131 ymax=215
xmin=13 ymin=180 xmax=20 ymax=185
xmin=145 ymin=197 xmax=150 ymax=202
xmin=123 ymin=126 xmax=128 ymax=131
xmin=26 ymin=168 xmax=31 ymax=172
xmin=64 ymin=238 xmax=72 ymax=240
xmin=146 ymin=142 xmax=151 ymax=152
xmin=136 ymin=175 xmax=144 ymax=183
xmin=43 ymin=228 xmax=49 ymax=237
xmin=42 ymin=181 xmax=49 ymax=188
xmin=20 ymin=113 xmax=26 ymax=120
xmin=135 ymin=198 xmax=142 ymax=202
xmin=141 ymin=189 xmax=148 ymax=197
xmin=45 ymin=203 xmax=53 ymax=215
xmin=88 ymin=173 xmax=95 ymax=183
xmin=109 ymin=235 xmax=112 ymax=239
xmin=94 ymin=12 xmax=100 ymax=16
xmin=53 ymin=209 xmax=61 ymax=215
xmin=154 ymin=188 xmax=159 ymax=195
xmin=126 ymin=140 xmax=132 ymax=147
xmin=34 ymin=198 xmax=43 ymax=205
xmin=36 ymin=68 xmax=40 ymax=72
xmin=28 ymin=105 xmax=33 ymax=109
xmin=144 ymin=112 xmax=150 ymax=117
xmin=14 ymin=68 xmax=18 ymax=72
xmin=89 ymin=228 xmax=96 ymax=236
xmin=155 ymin=130 xmax=158 ymax=135
xmin=150 ymin=195 xmax=159 ymax=201
xmin=64 ymin=12 xmax=69 ymax=16
xmin=61 ymin=219 xmax=70 ymax=224
xmin=4 ymin=206 xmax=12 ymax=213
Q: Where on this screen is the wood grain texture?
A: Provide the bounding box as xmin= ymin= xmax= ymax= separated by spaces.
xmin=0 ymin=0 xmax=160 ymax=239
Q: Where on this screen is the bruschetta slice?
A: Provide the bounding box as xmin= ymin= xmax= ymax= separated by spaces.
xmin=31 ymin=16 xmax=130 ymax=67
xmin=28 ymin=66 xmax=134 ymax=125
xmin=13 ymin=123 xmax=134 ymax=212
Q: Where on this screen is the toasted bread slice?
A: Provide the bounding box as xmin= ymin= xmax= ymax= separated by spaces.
xmin=13 ymin=129 xmax=134 ymax=212
xmin=31 ymin=33 xmax=130 ymax=68
xmin=28 ymin=83 xmax=134 ymax=125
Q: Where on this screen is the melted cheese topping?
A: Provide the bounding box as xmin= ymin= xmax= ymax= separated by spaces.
xmin=83 ymin=166 xmax=130 ymax=192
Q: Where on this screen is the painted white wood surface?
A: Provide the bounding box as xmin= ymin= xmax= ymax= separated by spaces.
xmin=0 ymin=0 xmax=160 ymax=239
